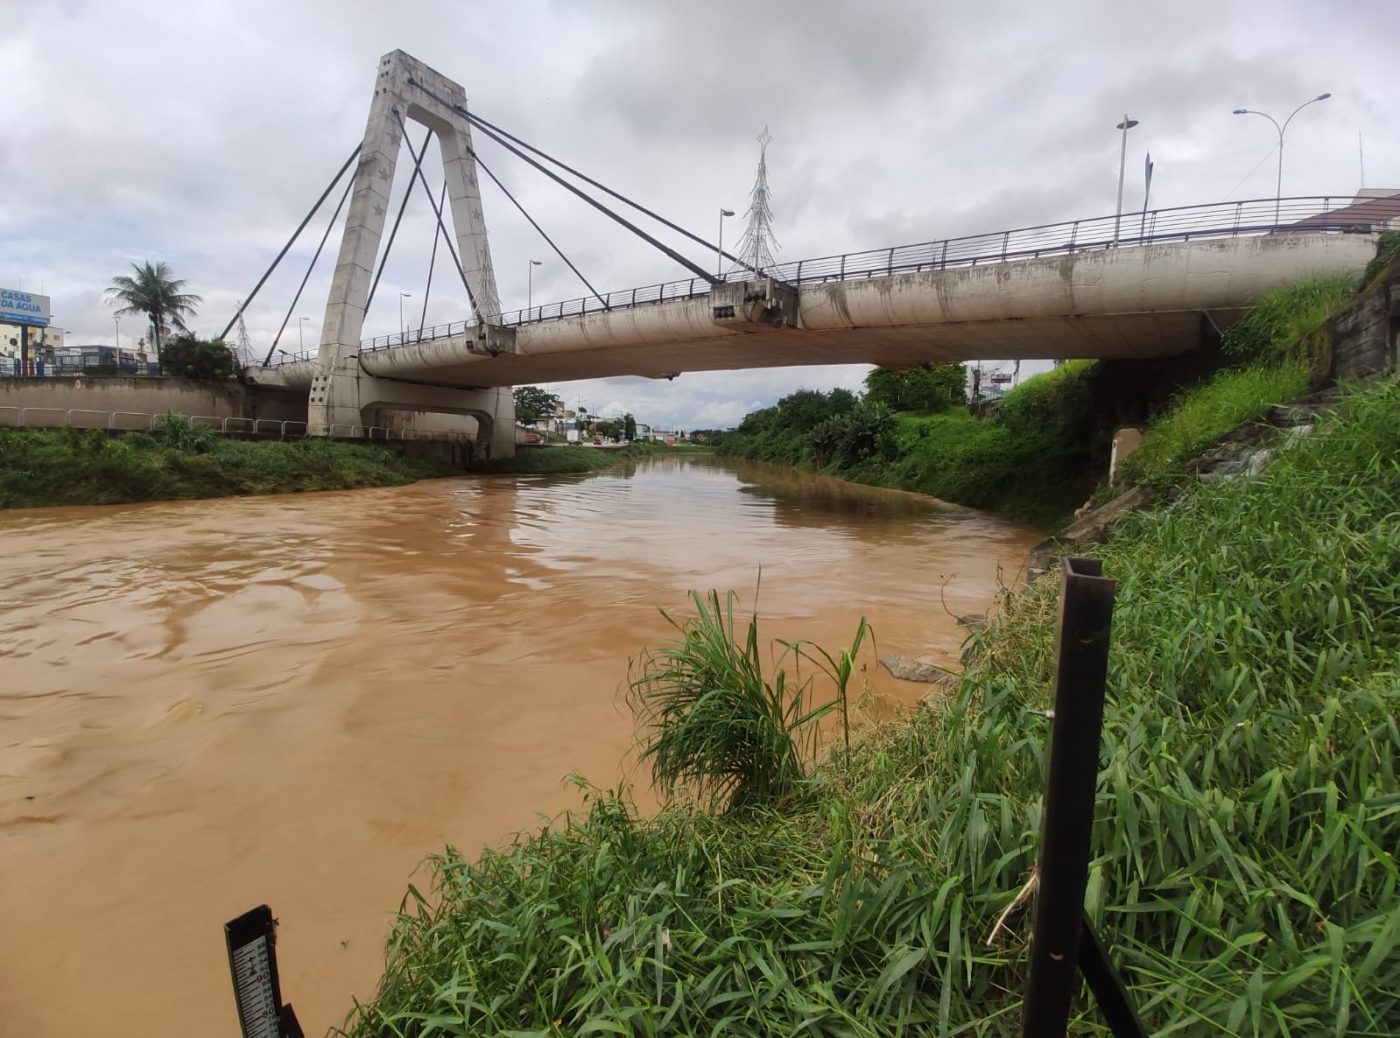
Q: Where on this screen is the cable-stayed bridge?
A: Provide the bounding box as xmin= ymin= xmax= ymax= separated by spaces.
xmin=228 ymin=51 xmax=1396 ymax=459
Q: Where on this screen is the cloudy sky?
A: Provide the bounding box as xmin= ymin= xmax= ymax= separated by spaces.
xmin=4 ymin=0 xmax=1396 ymax=429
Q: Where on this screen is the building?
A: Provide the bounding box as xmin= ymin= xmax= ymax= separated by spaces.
xmin=0 ymin=322 xmax=63 ymax=375
xmin=52 ymin=345 xmax=153 ymax=375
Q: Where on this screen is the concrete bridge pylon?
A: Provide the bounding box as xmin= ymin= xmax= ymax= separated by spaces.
xmin=308 ymin=49 xmax=515 ymax=458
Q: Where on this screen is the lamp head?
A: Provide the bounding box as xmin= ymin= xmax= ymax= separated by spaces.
xmin=1232 ymin=108 xmax=1248 ymax=115
xmin=1316 ymin=92 xmax=1331 ymax=101
xmin=721 ymin=208 xmax=735 ymax=217
xmin=1116 ymin=118 xmax=1139 ymax=130
xmin=531 ymin=260 xmax=542 ymax=266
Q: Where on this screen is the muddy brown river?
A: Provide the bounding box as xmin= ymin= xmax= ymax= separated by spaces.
xmin=0 ymin=454 xmax=1038 ymax=1035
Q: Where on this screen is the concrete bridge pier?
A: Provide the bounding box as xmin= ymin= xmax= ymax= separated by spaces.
xmin=308 ymin=48 xmax=515 ymax=459
xmin=359 ymin=376 xmax=515 ymax=460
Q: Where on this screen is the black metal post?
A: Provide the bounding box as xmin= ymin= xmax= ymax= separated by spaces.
xmin=1022 ymin=557 xmax=1121 ymax=1037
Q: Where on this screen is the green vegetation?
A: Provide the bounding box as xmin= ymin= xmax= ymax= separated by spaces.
xmin=514 ymin=385 xmax=562 ymax=423
xmin=157 ymin=334 xmax=240 ymax=381
xmin=0 ymin=418 xmax=460 ymax=509
xmin=628 ymin=589 xmax=866 ymax=814
xmin=863 ymin=362 xmax=966 ymax=412
xmin=1359 ymin=229 xmax=1400 ymax=290
xmin=1118 ymin=364 xmax=1310 ymax=491
xmin=471 ymin=441 xmax=666 ymax=475
xmin=343 ymin=380 xmax=1400 ymax=1036
xmin=717 ymin=364 xmax=1098 ymax=528
xmin=1218 ymin=273 xmax=1356 ymax=374
xmin=106 ymin=260 xmax=201 ymax=352
xmin=1118 ymin=272 xmax=1364 ymax=493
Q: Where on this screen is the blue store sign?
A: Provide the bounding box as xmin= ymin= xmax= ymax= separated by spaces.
xmin=0 ymin=288 xmax=51 ymax=327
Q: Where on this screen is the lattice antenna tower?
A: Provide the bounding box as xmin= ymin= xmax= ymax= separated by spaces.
xmin=733 ymin=127 xmax=779 ymax=274
xmin=232 ymin=302 xmax=254 ymax=365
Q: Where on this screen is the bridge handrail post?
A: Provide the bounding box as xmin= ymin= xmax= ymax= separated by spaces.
xmin=839 ymin=254 xmax=846 ymax=279
xmin=796 ymin=259 xmax=803 ymax=282
xmin=887 ymin=247 xmax=895 ymax=275
xmin=1001 ymin=231 xmax=1010 ymax=262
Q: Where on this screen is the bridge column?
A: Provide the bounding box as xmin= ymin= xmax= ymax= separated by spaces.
xmin=308 ymin=49 xmax=514 ymax=458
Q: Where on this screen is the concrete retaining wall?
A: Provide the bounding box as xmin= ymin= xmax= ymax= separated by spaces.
xmin=1332 ymin=259 xmax=1400 ymax=379
xmin=0 ymin=376 xmax=307 ymax=423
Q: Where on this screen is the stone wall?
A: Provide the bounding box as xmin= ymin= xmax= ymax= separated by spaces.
xmin=1332 ymin=258 xmax=1400 ymax=380
xmin=0 ymin=376 xmax=307 ymax=424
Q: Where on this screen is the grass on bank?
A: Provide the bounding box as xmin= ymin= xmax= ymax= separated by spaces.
xmin=471 ymin=441 xmax=674 ymax=475
xmin=1117 ymin=273 xmax=1360 ymax=493
xmin=0 ymin=420 xmax=460 ymax=509
xmin=341 ymin=380 xmax=1400 ymax=1037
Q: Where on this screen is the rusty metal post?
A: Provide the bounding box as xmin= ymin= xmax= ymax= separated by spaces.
xmin=1022 ymin=557 xmax=1128 ymax=1037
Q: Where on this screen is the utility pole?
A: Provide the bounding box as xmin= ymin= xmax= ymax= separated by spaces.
xmin=1113 ymin=115 xmax=1139 ymax=246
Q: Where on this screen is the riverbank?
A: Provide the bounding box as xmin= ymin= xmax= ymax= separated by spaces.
xmin=471 ymin=440 xmax=704 ymax=475
xmin=343 ymin=376 xmax=1400 ymax=1035
xmin=0 ymin=423 xmax=461 ymax=509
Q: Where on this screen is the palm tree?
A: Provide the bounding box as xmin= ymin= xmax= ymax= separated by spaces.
xmin=106 ymin=261 xmax=202 ymax=352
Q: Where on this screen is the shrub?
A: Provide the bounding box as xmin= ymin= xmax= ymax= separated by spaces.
xmin=158 ymin=333 xmax=239 ymax=381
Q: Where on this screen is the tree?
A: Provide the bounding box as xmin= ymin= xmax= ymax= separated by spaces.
xmin=864 ymin=363 xmax=966 ymax=412
xmin=513 ymin=385 xmax=561 ymax=423
xmin=595 ymin=419 xmax=621 ymax=441
xmin=159 ymin=334 xmax=238 ymax=381
xmin=622 ymin=413 xmax=637 ymax=441
xmin=106 ymin=261 xmax=202 ymax=352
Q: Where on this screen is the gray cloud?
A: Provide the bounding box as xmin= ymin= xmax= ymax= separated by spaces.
xmin=4 ymin=0 xmax=1397 ymax=427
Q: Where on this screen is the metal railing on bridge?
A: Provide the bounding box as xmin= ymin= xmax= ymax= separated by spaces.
xmin=266 ymin=194 xmax=1395 ymax=364
xmin=0 ymin=406 xmax=472 ymax=445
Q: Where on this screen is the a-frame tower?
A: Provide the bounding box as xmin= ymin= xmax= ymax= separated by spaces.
xmin=308 ymin=50 xmax=514 ymax=457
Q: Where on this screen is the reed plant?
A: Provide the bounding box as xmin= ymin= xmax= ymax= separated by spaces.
xmin=344 ymin=381 xmax=1400 ymax=1037
xmin=627 ymin=589 xmax=868 ymax=813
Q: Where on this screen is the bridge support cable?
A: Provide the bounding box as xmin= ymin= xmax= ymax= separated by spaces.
xmin=391 ymin=109 xmax=481 ymax=321
xmin=462 ymin=114 xmax=719 ymax=286
xmin=364 ymin=128 xmax=436 ymax=316
xmin=465 ymin=111 xmax=763 ymax=281
xmin=219 ymin=143 xmax=362 ymax=343
xmin=469 ymin=146 xmax=610 ymax=312
xmin=261 ymin=171 xmax=357 ymax=367
xmin=417 ymin=180 xmax=447 ymax=336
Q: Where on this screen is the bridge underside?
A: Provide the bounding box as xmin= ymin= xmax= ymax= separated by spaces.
xmin=362 ymin=309 xmax=1232 ymax=388
xmin=258 ymin=232 xmax=1378 ymax=395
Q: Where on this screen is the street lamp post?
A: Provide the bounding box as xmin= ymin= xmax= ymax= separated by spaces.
xmin=298 ymin=316 xmax=310 ymax=354
xmin=717 ymin=208 xmax=735 ymax=277
xmin=528 ymin=259 xmax=542 ymax=313
xmin=114 ymin=315 xmax=121 ymax=357
xmin=399 ymin=292 xmax=412 ymax=341
xmin=1232 ymin=93 xmax=1331 ymax=225
xmin=1113 ymin=114 xmax=1139 ymax=246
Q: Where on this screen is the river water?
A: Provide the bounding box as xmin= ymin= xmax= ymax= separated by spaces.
xmin=0 ymin=455 xmax=1038 ymax=1035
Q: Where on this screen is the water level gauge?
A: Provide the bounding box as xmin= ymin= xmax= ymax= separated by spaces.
xmin=225 ymin=905 xmax=302 ymax=1038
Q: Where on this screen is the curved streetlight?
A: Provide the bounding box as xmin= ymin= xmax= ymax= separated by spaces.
xmin=1233 ymin=93 xmax=1331 ymax=224
xmin=717 ymin=208 xmax=735 ymax=277
xmin=297 ymin=316 xmax=310 ymax=353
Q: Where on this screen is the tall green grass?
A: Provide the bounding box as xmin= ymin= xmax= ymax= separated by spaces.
xmin=1220 ymin=273 xmax=1356 ymax=373
xmin=0 ymin=426 xmax=460 ymax=509
xmin=342 ymin=381 xmax=1400 ymax=1037
xmin=627 ymin=589 xmax=866 ymax=813
xmin=1118 ymin=363 xmax=1312 ymax=490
